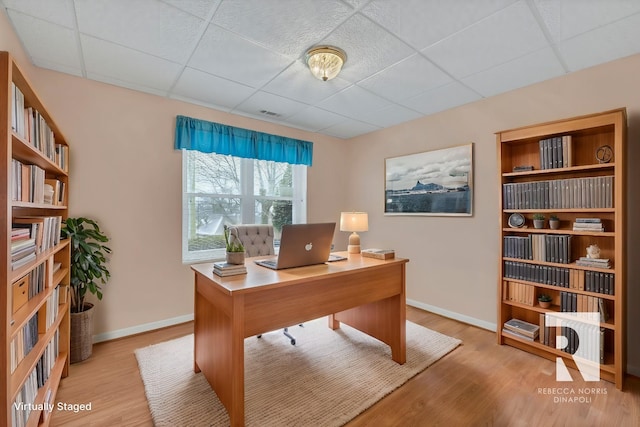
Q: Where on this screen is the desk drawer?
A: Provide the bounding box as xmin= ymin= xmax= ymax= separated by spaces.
xmin=13 ymin=275 xmax=30 ymax=313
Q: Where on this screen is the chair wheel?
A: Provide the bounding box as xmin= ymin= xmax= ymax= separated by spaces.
xmin=290 ymin=339 xmax=296 ymax=345
xmin=257 ymin=334 xmax=262 ymax=339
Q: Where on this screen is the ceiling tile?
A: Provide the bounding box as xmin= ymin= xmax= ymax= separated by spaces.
xmin=422 ymin=1 xmax=548 ymax=79
xmin=189 ymin=24 xmax=294 ymax=88
xmin=171 ymin=67 xmax=256 ymax=111
xmin=557 ymin=12 xmax=640 ymax=72
xmin=75 ymin=0 xmax=206 ymax=63
xmin=2 ymin=0 xmax=75 ymax=27
xmin=359 ymin=104 xmax=423 ymax=128
xmin=233 ymin=91 xmax=309 ymax=120
xmin=462 ymin=47 xmax=565 ymax=97
xmin=81 ymin=35 xmax=182 ymax=93
xmin=6 ymin=11 xmax=82 ymax=72
xmin=262 ymin=61 xmax=350 ymax=104
xmin=286 ymin=107 xmax=346 ymax=132
xmin=400 ymin=82 xmax=482 ymax=116
xmin=318 ymin=85 xmax=391 ymax=122
xmin=160 ymin=0 xmax=221 ymax=19
xmin=534 ymin=0 xmax=640 ymax=42
xmin=322 ymin=119 xmax=381 ymax=139
xmin=321 ymin=13 xmax=415 ymax=83
xmin=211 ymin=0 xmax=353 ymax=57
xmin=357 ymin=54 xmax=453 ymax=103
xmin=362 ymin=0 xmax=517 ymax=50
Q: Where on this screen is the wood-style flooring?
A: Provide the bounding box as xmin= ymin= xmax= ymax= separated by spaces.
xmin=52 ymin=306 xmax=639 ymax=426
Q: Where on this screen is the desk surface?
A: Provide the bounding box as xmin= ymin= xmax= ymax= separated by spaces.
xmin=191 ymin=251 xmax=409 ymax=295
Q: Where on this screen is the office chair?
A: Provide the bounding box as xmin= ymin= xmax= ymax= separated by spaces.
xmin=234 ymin=224 xmax=301 ymax=345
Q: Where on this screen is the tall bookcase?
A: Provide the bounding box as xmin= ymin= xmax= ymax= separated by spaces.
xmin=496 ymin=109 xmax=626 ymax=389
xmin=1 ymin=51 xmax=71 ymax=426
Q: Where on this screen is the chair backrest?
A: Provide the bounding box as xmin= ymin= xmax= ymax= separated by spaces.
xmin=234 ymin=225 xmax=275 ymax=257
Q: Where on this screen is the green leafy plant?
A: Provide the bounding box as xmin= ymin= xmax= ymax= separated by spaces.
xmin=61 ymin=217 xmax=112 ymax=313
xmin=538 ymin=294 xmax=552 ymax=302
xmin=533 ymin=213 xmax=545 ymax=220
xmin=549 ymin=214 xmax=559 ymax=221
xmin=223 ymin=225 xmax=245 ymax=253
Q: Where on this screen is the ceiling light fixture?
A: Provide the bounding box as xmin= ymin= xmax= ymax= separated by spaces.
xmin=305 ymin=46 xmax=347 ymax=81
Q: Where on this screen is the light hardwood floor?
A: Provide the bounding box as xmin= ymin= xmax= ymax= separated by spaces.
xmin=52 ymin=306 xmax=639 ymax=426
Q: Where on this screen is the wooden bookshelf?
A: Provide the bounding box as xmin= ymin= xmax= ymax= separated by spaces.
xmin=1 ymin=51 xmax=71 ymax=426
xmin=496 ymin=109 xmax=626 ymax=389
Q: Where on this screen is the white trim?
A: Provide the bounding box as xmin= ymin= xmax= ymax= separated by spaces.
xmin=406 ymin=298 xmax=497 ymax=332
xmin=92 ymin=314 xmax=194 ymax=344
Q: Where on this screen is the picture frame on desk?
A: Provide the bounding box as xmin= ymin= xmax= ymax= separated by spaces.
xmin=384 ymin=143 xmax=473 ymax=216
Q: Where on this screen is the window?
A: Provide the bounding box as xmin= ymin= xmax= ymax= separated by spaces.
xmin=182 ymin=150 xmax=307 ymax=263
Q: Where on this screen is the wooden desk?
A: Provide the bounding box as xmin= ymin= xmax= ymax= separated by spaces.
xmin=191 ymin=252 xmax=408 ymax=427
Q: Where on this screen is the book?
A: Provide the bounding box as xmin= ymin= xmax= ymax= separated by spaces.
xmin=213 ymin=262 xmax=247 ymax=276
xmin=502 ymin=328 xmax=535 ymax=342
xmin=504 ymin=318 xmax=539 ymax=339
xmin=361 ymin=249 xmax=395 ymax=260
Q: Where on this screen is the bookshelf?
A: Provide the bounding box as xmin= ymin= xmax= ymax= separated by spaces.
xmin=496 ymin=109 xmax=626 ymax=389
xmin=1 ymin=51 xmax=71 ymax=426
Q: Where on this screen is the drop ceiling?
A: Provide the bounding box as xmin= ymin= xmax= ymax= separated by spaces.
xmin=2 ymin=0 xmax=640 ymax=139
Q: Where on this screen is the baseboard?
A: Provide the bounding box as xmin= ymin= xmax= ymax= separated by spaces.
xmin=92 ymin=313 xmax=194 ymax=343
xmin=406 ymin=298 xmax=497 ymax=332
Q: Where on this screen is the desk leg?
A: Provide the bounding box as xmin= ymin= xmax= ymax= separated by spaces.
xmin=328 ymin=314 xmax=340 ymax=330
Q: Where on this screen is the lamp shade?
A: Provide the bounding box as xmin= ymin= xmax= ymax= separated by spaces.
xmin=340 ymin=212 xmax=368 ymax=232
xmin=305 ymin=46 xmax=347 ymax=81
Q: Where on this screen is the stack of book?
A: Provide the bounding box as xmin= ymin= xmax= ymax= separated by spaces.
xmin=11 ymin=228 xmax=36 ymax=271
xmin=361 ymin=248 xmax=395 ymax=260
xmin=502 ymin=318 xmax=539 ymax=342
xmin=576 ymin=257 xmax=610 ymax=269
xmin=213 ymin=262 xmax=247 ymax=277
xmin=573 ymin=218 xmax=604 ymax=232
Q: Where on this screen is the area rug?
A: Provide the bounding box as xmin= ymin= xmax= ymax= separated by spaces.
xmin=134 ymin=318 xmax=461 ymax=426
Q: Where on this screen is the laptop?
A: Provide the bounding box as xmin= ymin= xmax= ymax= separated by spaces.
xmin=255 ymin=223 xmax=337 ymax=270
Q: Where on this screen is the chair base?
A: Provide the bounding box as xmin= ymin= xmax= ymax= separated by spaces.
xmin=257 ymin=324 xmax=303 ymax=346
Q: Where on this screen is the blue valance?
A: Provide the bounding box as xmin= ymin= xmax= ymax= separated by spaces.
xmin=174 ymin=115 xmax=313 ymax=166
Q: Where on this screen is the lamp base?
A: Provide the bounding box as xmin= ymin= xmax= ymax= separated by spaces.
xmin=347 ymin=232 xmax=361 ymax=254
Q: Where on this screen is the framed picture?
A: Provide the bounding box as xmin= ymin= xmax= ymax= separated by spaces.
xmin=385 ymin=143 xmax=473 ymax=216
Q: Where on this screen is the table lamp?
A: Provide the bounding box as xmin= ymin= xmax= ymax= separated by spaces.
xmin=340 ymin=212 xmax=368 ymax=254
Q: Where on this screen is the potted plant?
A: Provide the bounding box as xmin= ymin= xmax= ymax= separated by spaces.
xmin=224 ymin=225 xmax=245 ymax=265
xmin=549 ymin=214 xmax=560 ymax=230
xmin=533 ymin=213 xmax=545 ymax=229
xmin=538 ymin=294 xmax=552 ymax=309
xmin=61 ymin=217 xmax=111 ymax=363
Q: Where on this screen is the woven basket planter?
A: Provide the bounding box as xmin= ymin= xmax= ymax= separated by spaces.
xmin=70 ymin=303 xmax=94 ymax=363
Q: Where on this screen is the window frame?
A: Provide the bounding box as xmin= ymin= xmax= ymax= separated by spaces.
xmin=181 ymin=151 xmax=307 ymax=263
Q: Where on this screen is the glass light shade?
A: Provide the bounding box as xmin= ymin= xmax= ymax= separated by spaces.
xmin=340 ymin=212 xmax=368 ymax=232
xmin=306 ymin=46 xmax=346 ymax=81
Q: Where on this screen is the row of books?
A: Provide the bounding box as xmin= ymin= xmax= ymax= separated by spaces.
xmin=43 ymin=286 xmax=60 ymax=331
xmin=539 ymin=315 xmax=605 ymax=363
xmin=560 ymin=291 xmax=609 ymax=322
xmin=11 ymin=367 xmax=38 ymax=427
xmin=503 ymin=234 xmax=573 ymax=264
xmin=11 ymin=332 xmax=59 ymax=427
xmin=539 ymin=135 xmax=573 ymax=170
xmin=504 ymin=261 xmax=614 ymax=295
xmin=15 ymin=215 xmax=62 ymax=253
xmin=502 ymin=176 xmax=613 ymax=210
xmin=10 ymin=313 xmax=39 ymax=373
xmin=573 ymin=218 xmax=604 ymax=232
xmin=10 ymin=159 xmax=66 ymax=205
xmin=504 ymin=281 xmax=535 ymax=306
xmin=11 ymin=82 xmax=64 ymax=168
xmin=213 ymin=261 xmax=247 ymax=276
